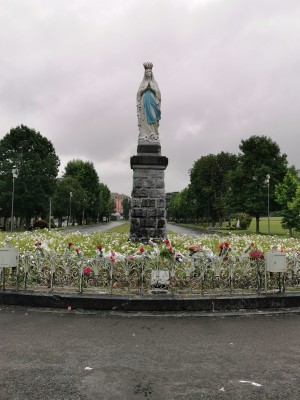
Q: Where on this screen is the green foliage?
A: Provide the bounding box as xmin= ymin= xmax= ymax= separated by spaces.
xmin=99 ymin=182 xmax=115 ymax=220
xmin=122 ymin=197 xmax=131 ymax=220
xmin=229 ymin=135 xmax=288 ymax=233
xmin=289 ymin=187 xmax=300 ymax=232
xmin=64 ymin=160 xmax=100 ymax=223
xmin=52 ymin=176 xmax=86 ymax=226
xmin=189 ymin=152 xmax=238 ymax=223
xmin=275 ymin=168 xmax=300 ymax=235
xmin=0 ymin=125 xmax=60 ymax=226
xmin=235 ymin=213 xmax=252 ymax=230
xmin=168 ymin=187 xmax=194 ymax=222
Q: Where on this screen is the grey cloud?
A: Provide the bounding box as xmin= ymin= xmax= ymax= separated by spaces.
xmin=1 ymin=0 xmax=300 ymax=196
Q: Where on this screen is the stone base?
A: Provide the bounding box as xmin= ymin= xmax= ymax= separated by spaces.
xmin=130 ymin=143 xmax=168 ymax=243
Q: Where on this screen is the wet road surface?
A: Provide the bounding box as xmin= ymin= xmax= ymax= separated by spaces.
xmin=1 ymin=307 xmax=299 ymax=400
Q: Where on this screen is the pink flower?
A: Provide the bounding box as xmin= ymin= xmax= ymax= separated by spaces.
xmin=110 ymin=249 xmax=116 ymax=264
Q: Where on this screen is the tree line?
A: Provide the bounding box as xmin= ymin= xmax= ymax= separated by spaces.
xmin=0 ymin=125 xmax=115 ymax=229
xmin=167 ymin=135 xmax=300 ymax=235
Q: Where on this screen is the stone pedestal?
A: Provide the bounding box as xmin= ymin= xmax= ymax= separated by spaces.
xmin=130 ymin=142 xmax=168 ymax=242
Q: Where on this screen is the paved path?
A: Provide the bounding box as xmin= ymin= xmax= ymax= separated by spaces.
xmin=58 ymin=221 xmax=219 ymax=237
xmin=57 ymin=220 xmax=126 ymax=234
xmin=0 ymin=306 xmax=299 ymax=399
xmin=167 ymin=223 xmax=222 ymax=236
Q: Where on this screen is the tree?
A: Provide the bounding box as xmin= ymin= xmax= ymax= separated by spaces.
xmin=52 ymin=176 xmax=86 ymax=226
xmin=64 ymin=160 xmax=100 ymax=223
xmin=122 ymin=197 xmax=131 ymax=220
xmin=99 ymin=183 xmax=115 ymax=221
xmin=0 ymin=125 xmax=60 ymax=228
xmin=229 ymin=135 xmax=288 ymax=233
xmin=289 ymin=187 xmax=300 ymax=232
xmin=189 ymin=152 xmax=238 ymax=226
xmin=275 ymin=168 xmax=300 ymax=236
xmin=168 ymin=188 xmax=194 ymax=222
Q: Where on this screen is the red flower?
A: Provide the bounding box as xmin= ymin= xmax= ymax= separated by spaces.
xmin=97 ymin=244 xmax=102 ymax=250
xmin=129 ymin=257 xmax=134 ymax=261
xmin=68 ymin=242 xmax=73 ymax=247
xmin=250 ymin=250 xmax=263 ymax=260
xmin=75 ymin=247 xmax=79 ymax=253
xmin=83 ymin=266 xmax=91 ymax=275
xmin=139 ymin=247 xmax=145 ymax=253
xmin=35 ymin=241 xmax=41 ymax=246
xmin=165 ymin=239 xmax=170 ymax=246
xmin=168 ymin=247 xmax=173 ymax=253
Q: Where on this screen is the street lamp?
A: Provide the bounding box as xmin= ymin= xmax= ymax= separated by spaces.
xmin=69 ymin=192 xmax=73 ymax=226
xmin=265 ymin=174 xmax=271 ymax=235
xmin=11 ymin=167 xmax=19 ymax=232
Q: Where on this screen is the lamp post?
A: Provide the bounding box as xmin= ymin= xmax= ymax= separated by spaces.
xmin=69 ymin=192 xmax=73 ymax=226
xmin=11 ymin=167 xmax=19 ymax=232
xmin=265 ymin=174 xmax=271 ymax=235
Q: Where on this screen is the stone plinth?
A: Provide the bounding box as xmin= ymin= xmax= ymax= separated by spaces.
xmin=130 ymin=142 xmax=168 ymax=242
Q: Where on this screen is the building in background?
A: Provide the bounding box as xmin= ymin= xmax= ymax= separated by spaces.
xmin=111 ymin=193 xmax=130 ymax=215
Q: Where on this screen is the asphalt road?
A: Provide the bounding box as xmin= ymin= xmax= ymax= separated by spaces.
xmin=58 ymin=221 xmax=217 ymax=237
xmin=1 ymin=307 xmax=299 ymax=400
xmin=57 ymin=221 xmax=126 ymax=234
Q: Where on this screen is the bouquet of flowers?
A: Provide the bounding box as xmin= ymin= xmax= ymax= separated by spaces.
xmin=188 ymin=244 xmax=202 ymax=256
xmin=217 ymin=241 xmax=231 ymax=258
xmin=159 ymin=239 xmax=175 ymax=259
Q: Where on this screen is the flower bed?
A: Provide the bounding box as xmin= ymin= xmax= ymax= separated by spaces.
xmin=1 ymin=231 xmax=300 ymax=294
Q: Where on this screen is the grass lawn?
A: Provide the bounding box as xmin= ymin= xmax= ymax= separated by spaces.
xmin=107 ymin=217 xmax=300 ymax=238
xmin=107 ymin=221 xmax=130 ymax=233
xmin=166 ymin=217 xmax=300 ymax=238
xmin=248 ymin=216 xmax=289 ymax=235
xmin=107 ymin=221 xmax=177 ymax=236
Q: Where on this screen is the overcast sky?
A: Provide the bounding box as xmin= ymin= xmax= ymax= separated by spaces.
xmin=1 ymin=0 xmax=300 ymax=196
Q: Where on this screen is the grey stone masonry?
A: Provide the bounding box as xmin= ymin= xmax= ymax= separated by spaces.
xmin=130 ymin=142 xmax=168 ymax=242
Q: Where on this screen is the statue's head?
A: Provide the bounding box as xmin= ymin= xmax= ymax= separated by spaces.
xmin=143 ymin=62 xmax=153 ymax=79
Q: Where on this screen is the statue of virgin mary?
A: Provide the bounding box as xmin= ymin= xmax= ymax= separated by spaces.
xmin=136 ymin=62 xmax=161 ymax=142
